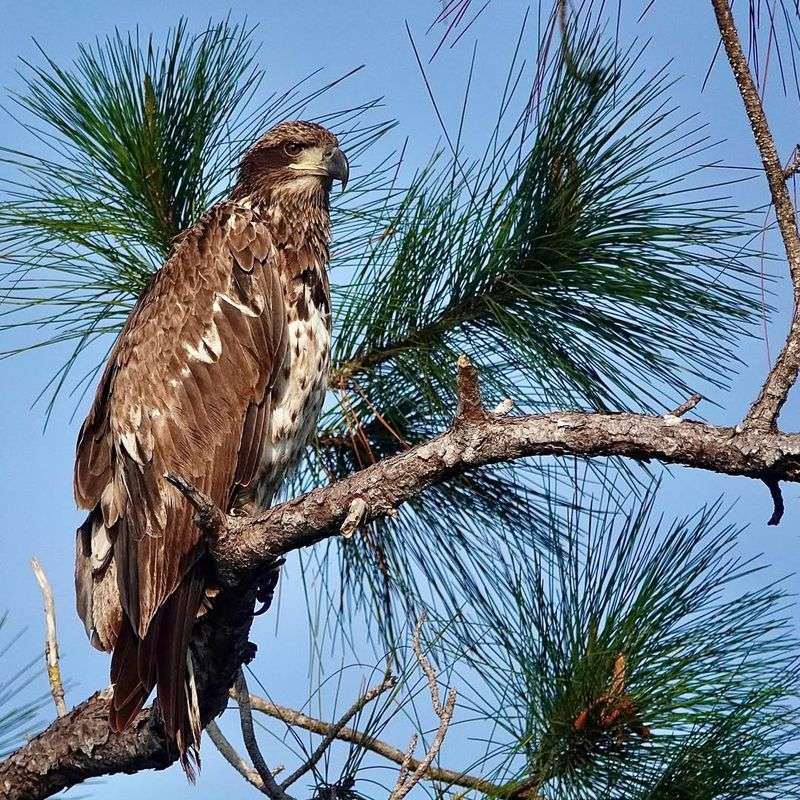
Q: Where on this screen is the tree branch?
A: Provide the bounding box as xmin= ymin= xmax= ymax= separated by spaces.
xmin=247 ymin=693 xmax=537 ymax=798
xmin=280 ymin=666 xmax=395 ymax=789
xmin=10 ymin=355 xmax=800 ymax=797
xmin=233 ymin=670 xmax=291 ymax=800
xmin=711 ymin=0 xmax=800 ymax=431
xmin=199 ymin=408 xmax=800 ymax=584
xmin=30 ymin=558 xmax=67 ymax=718
xmin=0 ymin=691 xmax=175 ymax=800
xmin=206 ymin=720 xmax=276 ymax=794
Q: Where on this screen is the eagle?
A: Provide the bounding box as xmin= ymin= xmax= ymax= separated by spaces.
xmin=73 ymin=120 xmax=348 ymax=768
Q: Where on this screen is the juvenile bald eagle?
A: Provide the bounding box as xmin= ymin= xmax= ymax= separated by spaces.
xmin=73 ymin=121 xmax=348 ymax=768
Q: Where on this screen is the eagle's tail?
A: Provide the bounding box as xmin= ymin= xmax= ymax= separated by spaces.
xmin=110 ymin=570 xmax=204 ymax=779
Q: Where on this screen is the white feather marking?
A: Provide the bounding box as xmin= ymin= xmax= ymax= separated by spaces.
xmin=216 ymin=291 xmax=259 ymax=317
xmin=119 ymin=430 xmax=142 ymax=465
xmin=184 ymin=340 xmax=215 ymax=364
xmin=252 ymin=282 xmax=331 ymax=508
xmin=186 ymin=651 xmax=201 ymax=744
xmin=201 ymin=320 xmax=222 ymax=359
xmin=90 ymin=519 xmax=113 ymax=571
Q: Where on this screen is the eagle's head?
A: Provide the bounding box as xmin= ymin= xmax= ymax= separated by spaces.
xmin=237 ymin=120 xmax=349 ymax=199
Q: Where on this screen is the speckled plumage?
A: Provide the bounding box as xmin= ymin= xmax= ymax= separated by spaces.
xmin=73 ymin=121 xmax=344 ymax=770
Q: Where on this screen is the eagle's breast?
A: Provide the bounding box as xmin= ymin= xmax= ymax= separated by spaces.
xmin=253 ymin=250 xmax=331 ymax=509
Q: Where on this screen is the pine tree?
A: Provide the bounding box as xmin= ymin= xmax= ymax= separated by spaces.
xmin=1 ymin=4 xmax=799 ymax=799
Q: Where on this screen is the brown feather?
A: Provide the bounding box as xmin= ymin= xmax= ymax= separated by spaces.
xmin=75 ymin=119 xmax=338 ymax=769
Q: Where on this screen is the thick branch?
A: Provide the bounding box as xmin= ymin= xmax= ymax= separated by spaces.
xmin=711 ymin=0 xmax=800 ymax=431
xmin=0 ymin=577 xmax=260 ymax=799
xmin=202 ymin=409 xmax=800 ymax=582
xmin=0 ymin=692 xmax=175 ymax=800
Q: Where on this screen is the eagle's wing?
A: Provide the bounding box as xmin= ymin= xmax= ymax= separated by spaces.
xmin=74 ymin=203 xmax=287 ymax=748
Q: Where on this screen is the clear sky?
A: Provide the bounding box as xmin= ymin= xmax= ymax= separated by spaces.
xmin=1 ymin=1 xmax=800 ymax=797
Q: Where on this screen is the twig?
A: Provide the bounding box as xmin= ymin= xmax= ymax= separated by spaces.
xmin=280 ymin=666 xmax=396 ymax=789
xmin=388 ymin=614 xmax=457 ymax=800
xmin=455 ymin=355 xmax=485 ymax=421
xmin=207 ymin=720 xmax=275 ymax=794
xmin=233 ymin=670 xmax=292 ymax=800
xmin=784 ymin=146 xmax=800 ymax=180
xmin=668 ymin=393 xmax=703 ymax=418
xmin=165 ymin=473 xmax=227 ymax=536
xmin=765 ymin=478 xmax=785 ymax=526
xmin=492 ymin=398 xmax=515 ymax=416
xmin=30 ymin=558 xmax=66 ymax=717
xmin=340 ymin=497 xmax=368 ymax=539
xmin=710 ymin=0 xmax=800 ymax=431
xmin=246 ymin=694 xmax=531 ymax=797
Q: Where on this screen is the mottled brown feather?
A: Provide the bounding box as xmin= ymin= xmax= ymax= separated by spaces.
xmin=75 ymin=202 xmax=290 ymax=757
xmin=74 ymin=119 xmax=338 ymax=769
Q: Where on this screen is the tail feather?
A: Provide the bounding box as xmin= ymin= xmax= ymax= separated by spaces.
xmin=109 ymin=619 xmax=151 ymax=730
xmin=109 ymin=568 xmax=204 ymax=776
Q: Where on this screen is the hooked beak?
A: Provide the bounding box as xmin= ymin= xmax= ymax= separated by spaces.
xmin=325 ymin=147 xmax=349 ymax=191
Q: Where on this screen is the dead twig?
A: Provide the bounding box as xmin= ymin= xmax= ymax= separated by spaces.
xmin=455 ymin=355 xmax=486 ymax=421
xmin=280 ymin=666 xmax=396 ymax=789
xmin=388 ymin=614 xmax=457 ymax=800
xmin=30 ymin=558 xmax=66 ymax=717
xmin=340 ymin=497 xmax=368 ymax=539
xmin=165 ymin=473 xmax=227 ymax=536
xmin=668 ymin=393 xmax=703 ymax=418
xmin=233 ymin=669 xmax=292 ymax=800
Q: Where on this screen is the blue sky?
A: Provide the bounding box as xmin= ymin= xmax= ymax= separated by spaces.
xmin=1 ymin=1 xmax=800 ymax=797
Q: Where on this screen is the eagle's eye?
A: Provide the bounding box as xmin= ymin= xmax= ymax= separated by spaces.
xmin=284 ymin=142 xmax=302 ymax=157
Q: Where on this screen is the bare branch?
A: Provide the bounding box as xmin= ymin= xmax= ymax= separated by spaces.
xmin=207 ymin=720 xmax=273 ymax=794
xmin=165 ymin=472 xmax=227 ymax=536
xmin=207 ymin=407 xmax=800 ymax=582
xmin=233 ymin=670 xmax=291 ymax=800
xmin=711 ymin=0 xmax=800 ymax=431
xmin=389 ymin=615 xmax=457 ymax=800
xmin=280 ymin=666 xmax=396 ymax=789
xmin=668 ymin=393 xmax=703 ymax=418
xmin=247 ymin=694 xmax=529 ymax=797
xmin=30 ymin=558 xmax=66 ymax=718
